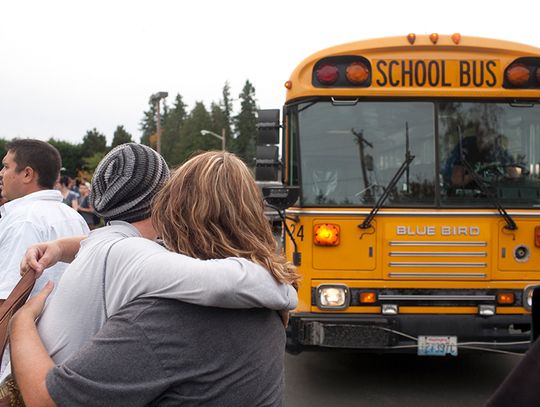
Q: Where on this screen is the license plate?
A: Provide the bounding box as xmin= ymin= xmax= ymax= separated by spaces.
xmin=417 ymin=336 xmax=458 ymax=356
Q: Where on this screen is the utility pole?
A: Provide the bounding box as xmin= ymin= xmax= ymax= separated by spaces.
xmin=149 ymin=91 xmax=168 ymax=154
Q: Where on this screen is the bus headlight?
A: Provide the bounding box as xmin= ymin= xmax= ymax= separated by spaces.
xmin=316 ymin=284 xmax=350 ymax=310
xmin=523 ymin=285 xmax=540 ymax=310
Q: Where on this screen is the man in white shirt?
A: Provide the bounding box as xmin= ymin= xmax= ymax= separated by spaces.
xmin=0 ymin=139 xmax=89 ymax=300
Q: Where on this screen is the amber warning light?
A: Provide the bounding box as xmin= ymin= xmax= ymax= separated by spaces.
xmin=346 ymin=61 xmax=369 ymax=85
xmin=314 ymin=224 xmax=340 ymax=246
xmin=506 ymin=63 xmax=530 ymax=87
xmin=497 ymin=293 xmax=515 ymax=305
xmin=504 ymin=58 xmax=540 ymax=88
xmin=360 ymin=292 xmax=377 ymax=304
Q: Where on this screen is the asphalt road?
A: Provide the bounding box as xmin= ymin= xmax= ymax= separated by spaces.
xmin=284 ymin=351 xmax=521 ymax=406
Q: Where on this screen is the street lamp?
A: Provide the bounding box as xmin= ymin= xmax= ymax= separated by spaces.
xmin=149 ymin=91 xmax=168 ymax=154
xmin=200 ymin=129 xmax=226 ymax=151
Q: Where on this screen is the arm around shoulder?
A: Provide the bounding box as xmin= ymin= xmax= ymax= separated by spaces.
xmin=135 ymin=253 xmax=298 ymax=310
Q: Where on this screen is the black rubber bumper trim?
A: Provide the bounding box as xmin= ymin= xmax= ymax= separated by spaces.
xmin=286 ymin=313 xmax=531 ymax=354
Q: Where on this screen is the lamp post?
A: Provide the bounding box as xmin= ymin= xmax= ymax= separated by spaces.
xmin=149 ymin=91 xmax=168 ymax=154
xmin=200 ymin=129 xmax=226 ymax=151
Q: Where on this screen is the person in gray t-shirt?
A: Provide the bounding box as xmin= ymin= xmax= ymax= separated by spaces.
xmin=10 ymin=151 xmax=299 ymax=407
xmin=47 ymin=298 xmax=284 ymax=407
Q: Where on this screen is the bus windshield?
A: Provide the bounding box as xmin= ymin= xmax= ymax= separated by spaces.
xmin=293 ymin=100 xmax=540 ymax=208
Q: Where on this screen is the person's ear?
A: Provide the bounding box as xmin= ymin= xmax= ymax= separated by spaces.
xmin=21 ymin=166 xmax=36 ymax=184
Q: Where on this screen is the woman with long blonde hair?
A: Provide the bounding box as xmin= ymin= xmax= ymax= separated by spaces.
xmin=152 ymin=150 xmax=299 ymax=287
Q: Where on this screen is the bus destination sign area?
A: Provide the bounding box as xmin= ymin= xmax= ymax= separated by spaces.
xmin=373 ymin=59 xmax=501 ymax=88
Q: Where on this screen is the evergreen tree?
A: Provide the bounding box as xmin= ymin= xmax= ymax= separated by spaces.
xmin=82 ymin=151 xmax=107 ymax=174
xmin=48 ymin=138 xmax=83 ymax=177
xmin=233 ymin=80 xmax=258 ymax=166
xmin=111 ymin=125 xmax=133 ymax=147
xmin=139 ymin=104 xmax=157 ymax=147
xmin=0 ymin=138 xmax=8 ymax=155
xmin=173 ymin=102 xmax=213 ymax=164
xmin=81 ymin=128 xmax=107 ymax=158
xmin=162 ymin=93 xmax=188 ymax=166
xmin=221 ymin=82 xmax=233 ymax=147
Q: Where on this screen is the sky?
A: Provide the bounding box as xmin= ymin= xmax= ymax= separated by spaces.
xmin=1 ymin=0 xmax=540 ymax=145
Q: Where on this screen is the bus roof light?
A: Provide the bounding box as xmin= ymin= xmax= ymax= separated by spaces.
xmin=314 ymin=223 xmax=340 ymax=246
xmin=451 ymin=33 xmax=461 ymax=45
xmin=506 ymin=63 xmax=530 ymax=87
xmin=407 ymin=33 xmax=416 ymax=45
xmin=430 ymin=33 xmax=439 ymax=44
xmin=345 ymin=61 xmax=369 ymax=85
xmin=535 ymin=226 xmax=540 ymax=247
xmin=316 ymin=63 xmax=339 ymax=85
xmin=284 ymin=80 xmax=292 ymax=89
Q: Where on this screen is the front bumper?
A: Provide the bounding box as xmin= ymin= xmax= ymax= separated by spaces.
xmin=286 ymin=313 xmax=531 ymax=354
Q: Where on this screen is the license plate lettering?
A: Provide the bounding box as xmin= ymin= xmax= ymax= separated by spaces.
xmin=418 ymin=335 xmax=458 ymax=356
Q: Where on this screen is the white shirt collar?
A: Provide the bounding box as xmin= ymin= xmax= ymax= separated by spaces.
xmin=0 ymin=189 xmax=63 ymax=217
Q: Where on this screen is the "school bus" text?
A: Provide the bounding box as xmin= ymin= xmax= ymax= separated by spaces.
xmin=374 ymin=59 xmax=499 ymax=88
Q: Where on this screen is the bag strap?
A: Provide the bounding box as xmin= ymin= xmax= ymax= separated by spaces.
xmin=101 ymin=239 xmax=126 ymax=320
xmin=0 ymin=270 xmax=36 ymax=367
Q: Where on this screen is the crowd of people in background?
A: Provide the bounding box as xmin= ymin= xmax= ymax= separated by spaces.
xmin=56 ymin=174 xmax=101 ymax=229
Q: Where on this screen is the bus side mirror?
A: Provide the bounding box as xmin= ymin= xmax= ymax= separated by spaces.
xmin=256 ymin=145 xmax=281 ymax=181
xmin=257 ymin=109 xmax=280 ymax=144
xmin=262 ymin=186 xmax=300 ymax=211
xmin=256 ymin=109 xmax=282 ymax=182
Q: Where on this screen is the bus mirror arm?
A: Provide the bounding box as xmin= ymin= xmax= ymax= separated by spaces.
xmin=265 ymin=203 xmax=302 ymax=266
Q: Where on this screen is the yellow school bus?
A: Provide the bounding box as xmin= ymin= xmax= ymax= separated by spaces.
xmin=256 ymin=34 xmax=540 ymax=355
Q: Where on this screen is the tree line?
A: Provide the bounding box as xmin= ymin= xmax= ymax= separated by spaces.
xmin=0 ymin=80 xmax=258 ymax=178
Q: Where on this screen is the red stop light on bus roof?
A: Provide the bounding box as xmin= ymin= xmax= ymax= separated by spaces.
xmin=316 ymin=64 xmax=339 ymax=85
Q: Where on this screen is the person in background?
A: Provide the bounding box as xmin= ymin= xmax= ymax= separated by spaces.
xmin=76 ymin=181 xmax=99 ymax=229
xmin=0 ymin=140 xmax=89 ymax=300
xmin=57 ymin=176 xmax=79 ymax=209
xmin=69 ymin=178 xmax=80 ymax=197
xmin=443 ymin=121 xmax=518 ymax=189
xmin=11 ymin=150 xmax=299 ymax=407
xmin=0 ymin=139 xmax=89 ymax=374
xmin=485 ymin=333 xmax=540 ymax=405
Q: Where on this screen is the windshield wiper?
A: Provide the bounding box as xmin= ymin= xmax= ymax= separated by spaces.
xmin=359 ymin=123 xmax=415 ymax=230
xmin=358 ymin=154 xmax=415 ymax=229
xmin=457 ymin=126 xmax=517 ymax=231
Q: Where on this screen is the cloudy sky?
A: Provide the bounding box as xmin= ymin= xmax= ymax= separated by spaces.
xmin=1 ymin=0 xmax=539 ymax=144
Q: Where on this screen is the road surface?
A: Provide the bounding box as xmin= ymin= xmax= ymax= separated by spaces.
xmin=284 ymin=350 xmax=521 ymax=406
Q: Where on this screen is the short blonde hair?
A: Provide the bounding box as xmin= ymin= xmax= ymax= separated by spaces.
xmin=151 ymin=151 xmax=299 ymax=285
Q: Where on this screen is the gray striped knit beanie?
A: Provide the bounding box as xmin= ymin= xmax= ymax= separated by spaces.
xmin=89 ymin=143 xmax=169 ymax=223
